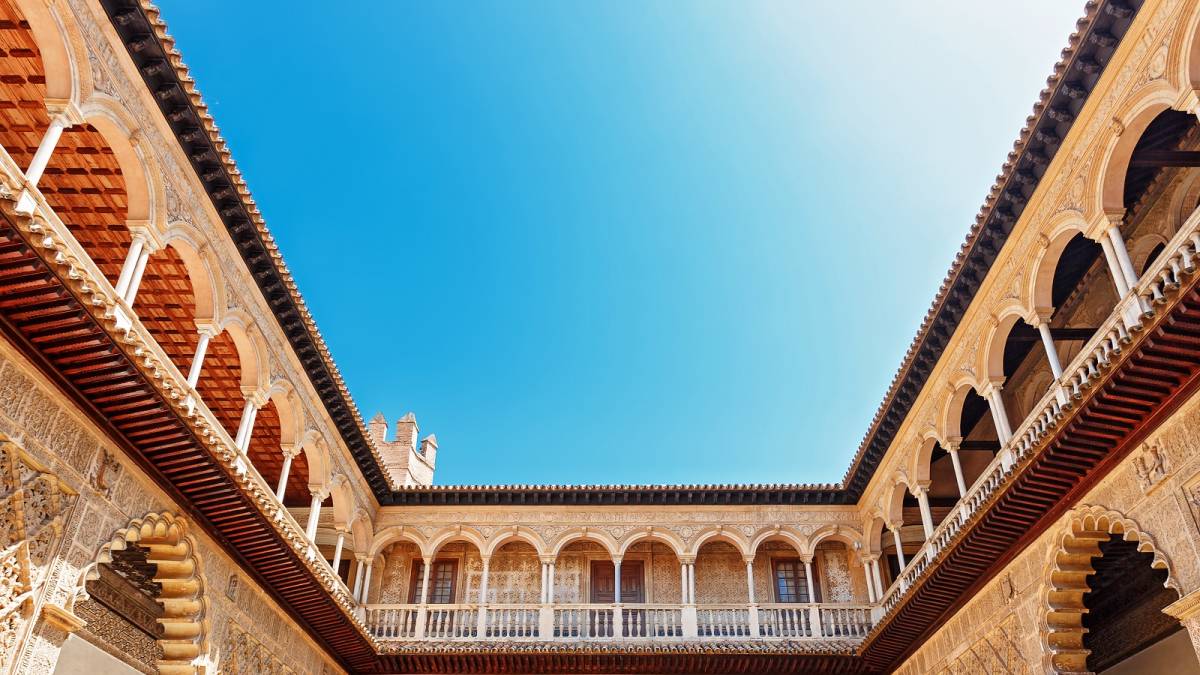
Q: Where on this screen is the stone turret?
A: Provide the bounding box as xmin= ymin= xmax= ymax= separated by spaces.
xmin=369 ymin=411 xmax=438 ymax=486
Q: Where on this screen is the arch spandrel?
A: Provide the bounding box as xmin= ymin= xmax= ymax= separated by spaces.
xmin=686 ymin=526 xmax=750 ymax=558
xmin=368 ymin=525 xmax=428 ymax=560
xmin=749 ymin=526 xmax=807 ymax=557
xmin=618 ymin=528 xmax=686 ymax=558
xmin=548 ymin=528 xmax=616 ymax=558
xmin=426 ymin=526 xmax=488 ymax=559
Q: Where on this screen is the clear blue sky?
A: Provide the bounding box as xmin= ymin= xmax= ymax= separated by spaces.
xmin=157 ymin=1 xmax=1083 ymax=486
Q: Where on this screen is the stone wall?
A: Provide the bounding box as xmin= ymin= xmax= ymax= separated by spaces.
xmin=0 ymin=339 xmax=343 ymax=673
xmin=895 ymin=385 xmax=1200 ymax=673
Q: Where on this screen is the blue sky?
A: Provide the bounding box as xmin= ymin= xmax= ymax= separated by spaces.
xmin=157 ymin=1 xmax=1083 ymax=486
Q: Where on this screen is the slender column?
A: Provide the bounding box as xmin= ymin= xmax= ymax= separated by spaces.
xmin=861 ymin=558 xmax=876 ymax=602
xmin=233 ymin=398 xmax=256 ymax=450
xmin=420 ymin=557 xmax=433 ymax=604
xmin=613 ymin=558 xmax=622 ymax=604
xmin=802 ymin=557 xmax=817 ymax=603
xmin=1034 ymin=320 xmax=1064 ymax=379
xmin=870 ymin=558 xmax=885 ymax=599
xmin=477 ymin=556 xmax=491 ymax=636
xmin=113 ymin=234 xmax=146 ymax=299
xmin=361 ymin=560 xmax=374 ymax=604
xmin=25 ymin=112 xmax=71 ymax=187
xmin=351 ymin=558 xmax=364 ymax=601
xmin=330 ymin=529 xmax=346 ymax=576
xmin=1099 ymin=234 xmax=1132 ymax=296
xmin=122 ymin=244 xmax=153 ymax=307
xmin=185 ymin=326 xmax=218 ymax=389
xmin=944 ymin=440 xmax=968 ymax=497
xmin=890 ymin=525 xmax=908 ymax=570
xmin=913 ymin=486 xmax=935 ymax=540
xmin=539 ymin=562 xmax=548 ymax=604
xmin=744 ymin=558 xmax=756 ymax=604
xmin=479 ymin=557 xmax=491 ymax=604
xmin=1108 ymin=223 xmax=1140 ymax=291
xmin=304 ymin=491 xmax=324 ymax=541
xmin=687 ymin=562 xmax=696 ymax=605
xmin=275 ymin=446 xmax=299 ymax=502
xmin=680 ymin=561 xmax=689 ymax=603
xmin=984 ymin=383 xmax=1013 ymax=444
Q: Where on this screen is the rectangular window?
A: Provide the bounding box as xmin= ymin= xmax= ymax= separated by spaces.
xmin=409 ymin=559 xmax=458 ymax=604
xmin=772 ymin=559 xmax=811 ymax=603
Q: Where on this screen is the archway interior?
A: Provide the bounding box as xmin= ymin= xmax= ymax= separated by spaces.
xmin=1082 ymin=533 xmax=1193 ymax=673
xmin=1123 ymin=109 xmax=1197 ymax=213
xmin=193 ymin=330 xmax=245 ymax=440
xmin=74 ymin=544 xmax=165 ymax=672
xmin=957 ymin=389 xmax=997 ymax=489
xmin=137 ymin=244 xmax=201 ymax=375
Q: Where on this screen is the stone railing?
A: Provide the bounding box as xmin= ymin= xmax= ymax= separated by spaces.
xmin=0 ymin=148 xmax=363 ymax=606
xmin=365 ymin=602 xmax=874 ymax=642
xmin=878 ymin=207 xmax=1200 ymax=616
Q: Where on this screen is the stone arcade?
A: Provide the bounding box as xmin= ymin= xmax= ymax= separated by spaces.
xmin=5 ymin=0 xmax=1200 ymax=673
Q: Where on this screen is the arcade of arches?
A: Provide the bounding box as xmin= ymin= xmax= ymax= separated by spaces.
xmin=10 ymin=0 xmax=1200 ymax=673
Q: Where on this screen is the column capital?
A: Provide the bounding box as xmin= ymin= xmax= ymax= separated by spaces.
xmin=43 ymin=98 xmax=84 ymax=126
xmin=980 ymin=378 xmax=1006 ymax=398
xmin=1027 ymin=306 xmax=1055 ymax=326
xmin=127 ymin=221 xmax=163 ymax=253
xmin=195 ymin=321 xmax=221 ymax=339
xmin=538 ymin=555 xmax=557 ymax=566
xmin=244 ymin=388 xmax=270 ymax=409
xmin=309 ymin=487 xmax=330 ymax=502
xmin=799 ymin=554 xmax=814 ymax=565
xmin=479 ymin=555 xmax=491 ymax=565
xmin=280 ymin=442 xmax=303 ymax=460
xmin=886 ymin=520 xmax=904 ymax=533
xmin=910 ymin=482 xmax=931 ymax=498
xmin=742 ymin=555 xmax=756 ymax=565
xmin=678 ymin=556 xmax=696 ymax=565
xmin=860 ymin=554 xmax=879 ymax=564
xmin=942 ymin=436 xmax=963 ymax=452
xmin=611 ymin=555 xmax=623 ymax=566
xmin=1085 ymin=209 xmax=1126 ymax=241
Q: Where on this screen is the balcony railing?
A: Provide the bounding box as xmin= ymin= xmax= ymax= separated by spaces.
xmin=877 ymin=207 xmax=1200 ymax=616
xmin=364 ymin=603 xmax=874 ymax=642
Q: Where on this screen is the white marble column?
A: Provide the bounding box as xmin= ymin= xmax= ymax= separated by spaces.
xmin=802 ymin=556 xmax=817 ymax=603
xmin=360 ymin=559 xmax=374 ymax=604
xmin=330 ymin=529 xmax=346 ymax=576
xmin=983 ymin=381 xmax=1014 ymax=444
xmin=351 ymin=558 xmax=364 ymax=601
xmin=913 ymin=485 xmax=935 ymax=540
xmin=861 ymin=558 xmax=876 ymax=602
xmin=25 ymin=108 xmax=76 ymax=187
xmin=889 ymin=524 xmax=907 ymax=570
xmin=275 ymin=445 xmax=300 ymax=502
xmin=613 ymin=557 xmax=622 ymax=604
xmin=113 ymin=233 xmax=148 ymax=300
xmin=304 ymin=490 xmax=325 ymax=541
xmin=870 ymin=557 xmax=885 ymax=598
xmin=945 ymin=440 xmax=968 ymax=497
xmin=680 ymin=561 xmax=689 ymax=603
xmin=185 ymin=325 xmax=219 ymax=389
xmin=744 ymin=558 xmax=756 ymax=604
xmin=419 ymin=557 xmax=433 ymax=604
xmin=233 ymin=396 xmax=261 ymax=451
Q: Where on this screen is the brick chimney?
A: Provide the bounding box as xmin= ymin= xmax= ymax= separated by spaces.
xmin=367 ymin=412 xmax=388 ymax=445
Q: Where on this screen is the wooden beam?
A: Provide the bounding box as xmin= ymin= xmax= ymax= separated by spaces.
xmin=1129 ymin=150 xmax=1200 ymax=167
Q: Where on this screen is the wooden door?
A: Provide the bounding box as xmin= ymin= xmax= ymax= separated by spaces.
xmin=590 ymin=561 xmax=644 ymax=603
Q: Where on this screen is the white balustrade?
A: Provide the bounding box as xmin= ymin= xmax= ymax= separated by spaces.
xmin=876 ymin=206 xmax=1200 ymax=618
xmin=819 ymin=605 xmax=873 ymax=638
xmin=554 ymin=604 xmax=616 ymax=638
xmin=424 ymin=605 xmax=479 ymax=639
xmin=483 ymin=604 xmax=540 ymax=638
xmin=696 ymin=605 xmax=752 ymax=637
xmin=757 ymin=604 xmax=814 ymax=638
xmin=366 ymin=605 xmax=419 ymax=639
xmin=623 ymin=605 xmax=683 ymax=638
